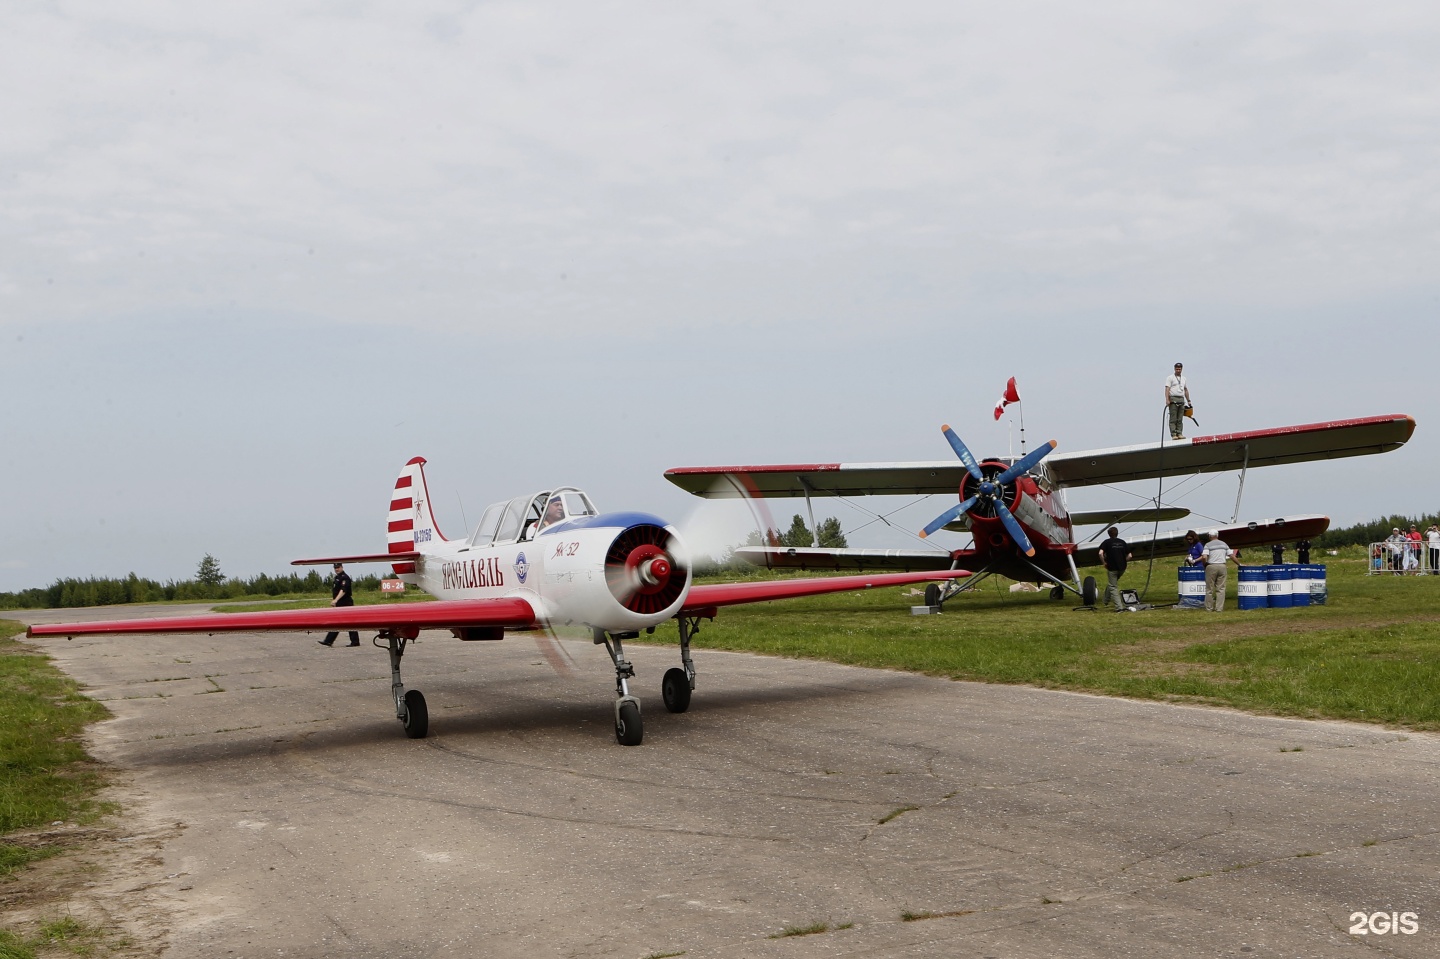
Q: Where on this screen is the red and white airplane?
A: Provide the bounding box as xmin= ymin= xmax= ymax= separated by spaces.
xmin=28 ymin=457 xmax=972 ymax=745
xmin=664 ymin=414 xmax=1416 ymax=606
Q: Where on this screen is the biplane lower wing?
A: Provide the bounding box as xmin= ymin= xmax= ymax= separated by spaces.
xmin=680 ymin=569 xmax=971 ymax=609
xmin=1069 ymin=515 xmax=1331 ymax=567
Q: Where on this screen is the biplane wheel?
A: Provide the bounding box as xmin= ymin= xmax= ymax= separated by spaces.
xmin=615 ymin=700 xmax=643 ymax=746
xmin=1050 ymin=585 xmax=1065 ymax=600
xmin=1082 ymin=576 xmax=1098 ymax=608
xmin=662 ymin=667 xmax=691 ymax=714
xmin=924 ymin=583 xmax=943 ymax=607
xmin=402 ymin=690 xmax=429 ymax=739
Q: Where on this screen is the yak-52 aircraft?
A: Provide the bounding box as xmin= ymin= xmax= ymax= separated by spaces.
xmin=29 ymin=457 xmax=972 ymax=745
xmin=664 ymin=414 xmax=1416 ymax=607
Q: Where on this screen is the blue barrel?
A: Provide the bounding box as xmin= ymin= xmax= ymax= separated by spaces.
xmin=1307 ymin=564 xmax=1327 ymax=605
xmin=1238 ymin=566 xmax=1268 ymax=610
xmin=1289 ymin=564 xmax=1311 ymax=607
xmin=1178 ymin=565 xmax=1205 ymax=608
xmin=1267 ymin=565 xmax=1294 ymax=608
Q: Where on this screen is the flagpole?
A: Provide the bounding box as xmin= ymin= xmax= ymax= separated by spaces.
xmin=1019 ymin=402 xmax=1026 ymax=455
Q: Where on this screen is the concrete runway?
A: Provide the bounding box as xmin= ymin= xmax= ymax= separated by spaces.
xmin=16 ymin=605 xmax=1440 ymax=958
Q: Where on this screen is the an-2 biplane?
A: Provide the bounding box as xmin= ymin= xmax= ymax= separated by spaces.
xmin=664 ymin=414 xmax=1416 ymax=606
xmin=28 ymin=457 xmax=971 ymax=745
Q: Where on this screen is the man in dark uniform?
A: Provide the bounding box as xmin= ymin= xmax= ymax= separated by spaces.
xmin=1098 ymin=526 xmax=1132 ymax=611
xmin=319 ymin=562 xmax=361 ymax=647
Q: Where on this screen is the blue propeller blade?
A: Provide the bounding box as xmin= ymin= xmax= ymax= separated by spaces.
xmin=996 ymin=439 xmax=1058 ymax=486
xmin=994 ymin=501 xmax=1036 ymax=556
xmin=941 ymin=425 xmax=986 ymax=483
xmin=919 ymin=496 xmax=978 ymax=538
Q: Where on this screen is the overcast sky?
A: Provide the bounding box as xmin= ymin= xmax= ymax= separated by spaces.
xmin=4 ymin=1 xmax=1437 ymax=591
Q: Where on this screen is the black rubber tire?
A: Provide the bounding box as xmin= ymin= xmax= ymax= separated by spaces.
xmin=1050 ymin=585 xmax=1065 ymax=600
xmin=402 ymin=690 xmax=429 ymax=739
xmin=615 ymin=700 xmax=643 ymax=746
xmin=1082 ymin=576 xmax=1098 ymax=608
xmin=662 ymin=667 xmax=692 ymax=714
xmin=924 ymin=582 xmax=942 ymax=607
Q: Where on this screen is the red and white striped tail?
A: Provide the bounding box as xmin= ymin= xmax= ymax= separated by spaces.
xmin=388 ymin=456 xmax=445 ymax=575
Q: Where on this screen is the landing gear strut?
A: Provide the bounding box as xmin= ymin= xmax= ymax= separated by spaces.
xmin=594 ymin=627 xmax=643 ymax=745
xmin=663 ymin=616 xmax=701 ymax=714
xmin=383 ymin=630 xmax=428 ymax=738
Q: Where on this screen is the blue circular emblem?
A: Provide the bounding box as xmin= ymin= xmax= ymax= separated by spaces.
xmin=513 ymin=552 xmax=529 ymax=584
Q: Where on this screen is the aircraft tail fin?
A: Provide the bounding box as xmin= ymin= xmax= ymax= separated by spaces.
xmin=388 ymin=456 xmax=446 ymax=575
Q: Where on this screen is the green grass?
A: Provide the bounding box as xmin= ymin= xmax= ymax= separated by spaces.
xmin=0 ymin=620 xmax=112 ymax=841
xmin=667 ymin=546 xmax=1440 ymax=728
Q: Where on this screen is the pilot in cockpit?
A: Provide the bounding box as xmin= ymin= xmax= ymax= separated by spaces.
xmin=536 ymin=495 xmax=566 ymax=532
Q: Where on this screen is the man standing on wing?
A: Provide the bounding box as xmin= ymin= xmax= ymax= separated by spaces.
xmin=1202 ymin=531 xmax=1238 ymax=612
xmin=1164 ymin=362 xmax=1191 ymax=441
xmin=1098 ymin=526 xmax=1132 ymax=611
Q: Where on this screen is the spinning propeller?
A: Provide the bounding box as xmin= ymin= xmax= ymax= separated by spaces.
xmin=918 ymin=426 xmax=1057 ymax=557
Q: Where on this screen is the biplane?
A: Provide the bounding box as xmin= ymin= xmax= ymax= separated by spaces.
xmin=664 ymin=415 xmax=1416 ymax=606
xmin=28 ymin=457 xmax=971 ymax=745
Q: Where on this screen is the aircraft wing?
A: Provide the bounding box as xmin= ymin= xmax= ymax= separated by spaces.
xmin=723 ymin=547 xmax=965 ymax=573
xmin=27 ymin=598 xmax=537 ymax=638
xmin=1045 ymin=415 xmax=1415 ymax=489
xmin=664 ymin=415 xmax=1414 ymax=498
xmin=679 ymin=569 xmax=969 ymax=612
xmin=1070 ymin=515 xmax=1331 ymax=567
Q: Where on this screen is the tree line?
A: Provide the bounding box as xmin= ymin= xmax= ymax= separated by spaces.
xmin=0 ymin=554 xmax=383 ymax=610
xmin=1314 ymin=513 xmax=1440 ymax=549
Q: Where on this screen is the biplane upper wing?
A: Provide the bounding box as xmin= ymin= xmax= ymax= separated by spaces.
xmin=27 ymin=597 xmax=538 ymax=638
xmin=664 ymin=415 xmax=1415 ymax=498
xmin=1044 ymin=415 xmax=1415 ymax=489
xmin=664 ymin=460 xmax=968 ymax=498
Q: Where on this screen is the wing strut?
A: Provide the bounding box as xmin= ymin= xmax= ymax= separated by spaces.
xmin=1231 ymin=443 xmax=1250 ymax=523
xmin=800 ymin=477 xmax=820 ymax=548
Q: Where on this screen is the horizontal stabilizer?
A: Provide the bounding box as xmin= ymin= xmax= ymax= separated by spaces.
xmin=292 ymin=551 xmax=421 ymax=566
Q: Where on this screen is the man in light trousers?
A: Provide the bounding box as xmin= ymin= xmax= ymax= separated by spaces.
xmin=1202 ymin=531 xmax=1237 ymax=611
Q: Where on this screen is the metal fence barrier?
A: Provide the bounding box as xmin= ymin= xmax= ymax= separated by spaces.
xmin=1368 ymin=540 xmax=1440 ymax=575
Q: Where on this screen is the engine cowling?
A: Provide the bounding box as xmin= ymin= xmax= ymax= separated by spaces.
xmin=535 ymin=512 xmax=692 ymax=631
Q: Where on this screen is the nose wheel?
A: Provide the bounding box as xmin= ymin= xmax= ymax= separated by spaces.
xmin=595 ymin=628 xmax=644 ymax=745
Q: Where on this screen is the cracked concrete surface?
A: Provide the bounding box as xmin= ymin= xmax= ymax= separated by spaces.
xmin=17 ymin=605 xmax=1440 ymax=957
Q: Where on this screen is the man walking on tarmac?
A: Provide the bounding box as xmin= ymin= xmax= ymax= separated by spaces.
xmin=1164 ymin=362 xmax=1191 ymax=440
xmin=1098 ymin=526 xmax=1132 ymax=611
xmin=319 ymin=562 xmax=361 ymax=647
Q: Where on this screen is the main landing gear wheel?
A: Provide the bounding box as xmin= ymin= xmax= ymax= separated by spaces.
xmin=924 ymin=582 xmax=943 ymax=607
xmin=615 ymin=700 xmax=643 ymax=746
xmin=1082 ymin=576 xmax=1098 ymax=608
xmin=1050 ymin=585 xmax=1065 ymax=600
xmin=402 ymin=689 xmax=429 ymax=739
xmin=662 ymin=667 xmax=692 ymax=714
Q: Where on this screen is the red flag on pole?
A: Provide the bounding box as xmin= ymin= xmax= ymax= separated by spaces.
xmin=993 ymin=377 xmax=1021 ymax=420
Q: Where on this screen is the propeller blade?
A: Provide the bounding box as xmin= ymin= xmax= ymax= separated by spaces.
xmin=994 ymin=501 xmax=1036 ymax=556
xmin=919 ymin=496 xmax=979 ymax=538
xmin=996 ymin=439 xmax=1058 ymax=485
xmin=532 ymin=629 xmax=577 ymax=677
xmin=941 ymin=425 xmax=986 ymax=482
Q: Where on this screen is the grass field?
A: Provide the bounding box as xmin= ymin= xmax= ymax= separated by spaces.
xmin=667 ymin=545 xmax=1440 ymax=729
